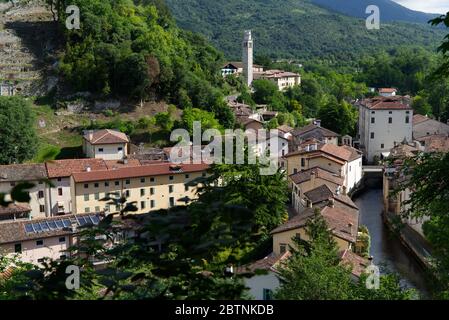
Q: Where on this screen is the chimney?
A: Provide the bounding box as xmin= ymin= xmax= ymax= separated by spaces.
xmin=310 ymin=170 xmax=316 ymax=187
xmin=342 ymin=186 xmax=347 ymax=196
xmin=328 ymin=198 xmax=335 ymax=208
xmin=88 ymin=130 xmax=94 ymax=141
xmin=314 ymin=119 xmax=321 ymax=127
xmin=307 ymin=200 xmax=312 ymax=208
xmin=335 ymin=185 xmax=341 ymax=196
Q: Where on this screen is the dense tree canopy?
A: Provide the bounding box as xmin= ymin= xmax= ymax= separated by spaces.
xmin=0 ymin=97 xmax=38 ymax=164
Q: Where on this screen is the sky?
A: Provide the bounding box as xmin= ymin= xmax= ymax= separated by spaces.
xmin=392 ymin=0 xmax=449 ymax=14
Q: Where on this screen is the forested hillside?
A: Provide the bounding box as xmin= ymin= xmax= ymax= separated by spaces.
xmin=165 ymin=0 xmax=445 ymax=64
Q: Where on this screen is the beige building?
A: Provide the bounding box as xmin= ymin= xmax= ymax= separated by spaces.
xmin=83 ymin=129 xmax=130 ymax=160
xmin=254 ymin=70 xmax=301 ymax=91
xmin=285 ymin=141 xmax=363 ymax=192
xmin=291 ymin=122 xmax=339 ymax=150
xmin=70 ymin=163 xmax=209 ymax=215
xmin=0 ymin=213 xmax=100 ymax=265
xmin=0 ymin=164 xmax=50 ymax=218
xmin=271 ymin=202 xmax=359 ymax=255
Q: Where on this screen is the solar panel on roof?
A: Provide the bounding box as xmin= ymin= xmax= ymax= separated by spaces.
xmin=48 ymin=221 xmax=57 ymax=230
xmin=25 ymin=224 xmax=34 ymax=233
xmin=62 ymin=219 xmax=71 ymax=228
xmin=33 ymin=223 xmax=42 ymax=232
xmin=40 ymin=222 xmax=50 ymax=231
xmin=55 ymin=220 xmax=64 ymax=228
xmin=90 ymin=215 xmax=100 ymax=224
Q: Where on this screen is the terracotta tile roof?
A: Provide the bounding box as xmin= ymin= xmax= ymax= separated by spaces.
xmin=340 ymin=250 xmax=370 ymax=278
xmin=379 ymin=88 xmax=397 ymax=93
xmin=424 ymin=136 xmax=449 ymax=153
xmin=84 ymin=129 xmax=129 ymax=145
xmin=0 ymin=203 xmax=31 ymax=216
xmin=235 ymin=252 xmax=291 ymax=275
xmin=258 ymin=69 xmax=300 ymax=79
xmin=303 ymin=184 xmax=358 ymax=210
xmin=104 ymin=159 xmax=142 ymax=170
xmin=340 ymin=145 xmax=363 ymax=161
xmin=321 ymin=206 xmax=358 ymax=243
xmin=0 ymin=213 xmax=101 ymax=244
xmin=413 ymin=114 xmax=429 ymax=125
xmin=292 ymin=124 xmax=339 ymax=139
xmin=0 ymin=164 xmax=48 ymax=182
xmin=0 ymin=267 xmax=14 ymax=281
xmin=277 ymin=125 xmax=294 ymax=133
xmin=72 ymin=163 xmax=210 ymax=183
xmin=389 ymin=143 xmax=419 ymax=159
xmin=271 ymin=204 xmax=359 ymax=244
xmin=289 ymin=167 xmax=344 ymax=186
xmin=46 ymin=159 xmax=108 ymax=178
xmin=358 ymin=96 xmax=412 ymax=111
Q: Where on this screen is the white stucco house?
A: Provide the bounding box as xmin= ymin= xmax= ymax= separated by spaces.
xmin=356 ymin=96 xmax=413 ymax=163
xmin=378 ymin=88 xmax=397 ymax=97
xmin=83 ymin=129 xmax=130 ymax=160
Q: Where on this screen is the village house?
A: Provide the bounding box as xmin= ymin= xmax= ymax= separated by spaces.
xmin=378 ymin=88 xmax=397 ymax=97
xmin=284 ymin=140 xmax=363 ymax=193
xmin=413 ymin=114 xmax=449 ymax=140
xmin=0 ymin=164 xmax=50 ymax=218
xmin=221 ymin=61 xmax=264 ymax=77
xmin=69 ymin=163 xmax=210 ymax=215
xmin=83 ymin=129 xmax=130 ymax=160
xmin=45 ymin=159 xmax=109 ymax=216
xmin=356 ymin=96 xmax=413 ymax=163
xmin=0 ymin=213 xmax=101 ymax=265
xmin=290 ymin=121 xmax=340 ymax=151
xmin=271 ymin=201 xmax=359 ymax=255
xmin=0 ymin=204 xmax=31 ymax=222
xmin=254 ymin=69 xmax=301 ymax=91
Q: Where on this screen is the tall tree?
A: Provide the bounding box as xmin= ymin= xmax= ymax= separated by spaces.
xmin=0 ymin=97 xmax=38 ymax=164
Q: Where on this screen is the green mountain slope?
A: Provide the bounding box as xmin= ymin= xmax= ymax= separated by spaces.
xmin=165 ymin=0 xmax=446 ymax=64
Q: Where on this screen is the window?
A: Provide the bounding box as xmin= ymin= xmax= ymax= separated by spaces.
xmin=39 ymin=205 xmax=45 ymax=213
xmin=185 ymin=185 xmax=189 ymax=192
xmin=140 ymin=178 xmax=145 ymax=183
xmin=293 ymin=168 xmax=298 ymax=174
xmin=57 ymin=177 xmax=62 ymax=182
xmin=140 ymin=188 xmax=145 ymax=196
xmin=84 ymin=184 xmax=89 ymax=189
xmin=389 ymin=111 xmax=393 ymax=114
xmin=371 ymin=111 xmax=375 ymax=114
xmin=202 ymin=172 xmax=207 ymax=177
xmin=185 ymin=174 xmax=190 ymax=179
xmin=125 ymin=190 xmax=130 ymax=197
xmin=38 ymin=258 xmax=44 ymax=263
xmin=85 ymin=207 xmax=90 ymax=213
xmin=371 ymin=117 xmax=375 ymax=124
xmin=150 ymin=177 xmax=155 ymax=182
xmin=280 ymin=244 xmax=287 ymax=254
xmin=10 ymin=182 xmax=15 ymax=187
xmin=98 ymin=148 xmax=104 ymax=153
xmin=263 ymin=289 xmax=273 ymax=301
xmin=150 ymin=200 xmax=155 ymax=208
xmin=295 ymin=233 xmax=301 ymax=240
xmin=150 ymin=188 xmax=155 ymax=195
xmin=301 ymin=158 xmax=306 ymax=167
xmin=115 ymin=181 xmax=120 ymax=186
xmin=169 ymin=197 xmax=175 ymax=207
xmin=381 ymin=144 xmax=385 ymax=149
xmin=84 ymin=194 xmax=89 ymax=201
xmin=370 ymin=132 xmax=375 ymax=139
xmin=14 ymin=243 xmax=22 ymax=253
xmin=169 ymin=185 xmax=174 ymax=193
xmin=388 ymin=117 xmax=392 ymax=124
xmin=141 ymin=201 xmax=146 ymax=209
xmin=59 ymin=237 xmax=66 ymax=243
xmin=38 ymin=190 xmax=44 ymax=198
xmin=95 ymin=193 xmax=100 ymax=200
xmin=60 ymin=255 xmax=67 ymax=260
xmin=94 ymin=183 xmax=99 ymax=188
xmin=169 ymin=176 xmax=174 ymax=181
xmin=118 ymin=147 xmax=123 ymax=151
xmin=105 ymin=182 xmax=109 ymax=187
xmin=58 ymin=188 xmax=63 ymax=196
xmin=95 ymin=206 xmax=100 ymax=212
xmin=406 ymin=116 xmax=410 ymax=124
xmin=36 ymin=240 xmax=43 ymax=246
xmin=125 ymin=179 xmax=130 ymax=185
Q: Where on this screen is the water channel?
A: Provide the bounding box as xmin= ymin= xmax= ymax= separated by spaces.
xmin=353 ymin=187 xmax=430 ymax=297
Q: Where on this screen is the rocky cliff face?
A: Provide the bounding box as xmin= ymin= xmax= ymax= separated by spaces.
xmin=0 ymin=0 xmax=58 ymax=96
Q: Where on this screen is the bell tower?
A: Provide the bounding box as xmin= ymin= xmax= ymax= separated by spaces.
xmin=242 ymin=30 xmax=253 ymax=87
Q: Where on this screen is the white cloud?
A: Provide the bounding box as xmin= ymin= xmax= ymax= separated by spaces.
xmin=393 ymin=0 xmax=449 ymax=14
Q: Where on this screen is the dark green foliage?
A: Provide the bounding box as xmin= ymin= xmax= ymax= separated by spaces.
xmin=165 ymin=0 xmax=444 ymax=65
xmin=317 ymin=98 xmax=358 ymax=136
xmin=0 ymin=96 xmax=38 ymax=164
